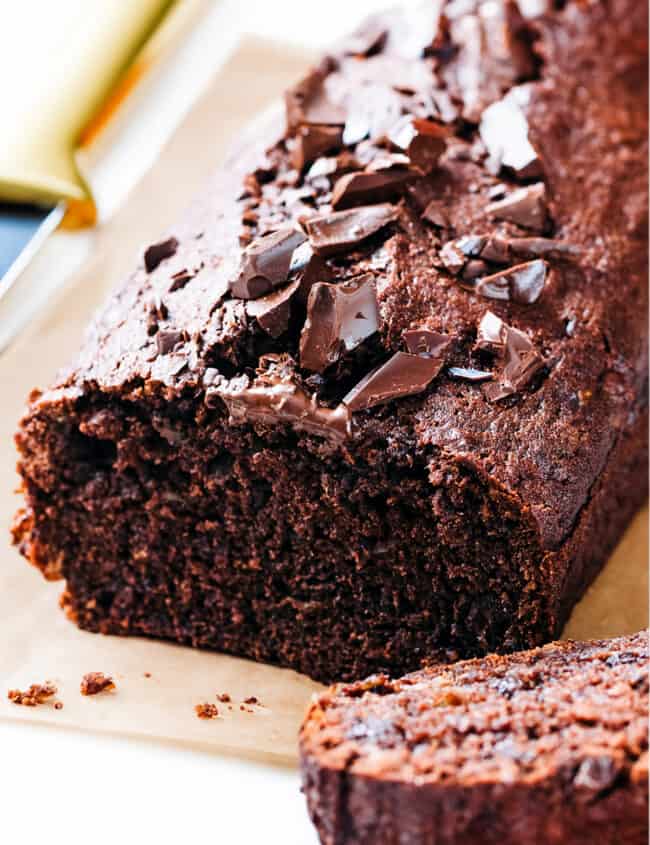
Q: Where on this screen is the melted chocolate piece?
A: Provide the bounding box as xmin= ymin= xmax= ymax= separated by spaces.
xmin=476 ymin=259 xmax=548 ymax=304
xmin=486 ymin=183 xmax=548 ymax=233
xmin=144 ymin=237 xmax=178 ymax=273
xmin=479 ymin=86 xmax=542 ymax=180
xmin=343 ymin=351 xmax=443 ymax=412
xmin=285 ymin=61 xmax=346 ymax=133
xmin=448 ymin=366 xmax=493 ymax=382
xmin=246 ymin=278 xmax=301 ymax=338
xmin=303 ymin=204 xmax=399 ymax=257
xmin=291 ymin=125 xmax=343 ymax=171
xmin=387 ymin=116 xmax=448 ymax=172
xmin=342 ymin=83 xmax=403 ymax=146
xmin=331 ymin=169 xmax=413 ymax=209
xmin=403 ymin=329 xmax=451 ymax=357
xmin=230 ymin=228 xmax=307 ymax=299
xmin=475 ymin=311 xmax=507 ymax=355
xmin=210 ymin=356 xmax=351 ymax=442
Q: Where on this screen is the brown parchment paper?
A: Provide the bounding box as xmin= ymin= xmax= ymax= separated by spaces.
xmin=0 ymin=39 xmax=647 ymax=764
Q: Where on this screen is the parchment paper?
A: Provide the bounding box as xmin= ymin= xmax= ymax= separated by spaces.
xmin=0 ymin=40 xmax=647 ymax=764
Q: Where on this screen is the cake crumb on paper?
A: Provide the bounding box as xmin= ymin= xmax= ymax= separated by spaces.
xmin=8 ymin=681 xmax=58 ymax=707
xmin=80 ymin=672 xmax=115 ymax=696
xmin=195 ymin=703 xmax=219 ymax=720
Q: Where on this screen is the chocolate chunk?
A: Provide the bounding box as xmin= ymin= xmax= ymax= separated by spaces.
xmin=365 ymin=153 xmax=411 ymax=172
xmin=246 ymin=278 xmax=301 ymax=338
xmin=285 ymin=61 xmax=346 ymax=132
xmin=343 ymin=23 xmax=388 ymax=57
xmin=484 ymin=323 xmax=545 ymax=401
xmin=291 ymin=125 xmax=343 ymax=171
xmin=507 ymin=237 xmax=579 ymax=260
xmin=403 ymin=329 xmax=451 ymax=358
xmin=156 ymin=329 xmax=186 ymax=355
xmin=306 ymin=152 xmax=360 ymax=182
xmin=144 ymin=237 xmax=178 ymax=273
xmin=331 ymin=169 xmax=413 ymax=209
xmin=343 ymin=351 xmax=443 ymax=412
xmin=300 ymin=275 xmax=379 ymax=372
xmin=169 ymin=269 xmax=193 ymax=292
xmin=476 ymin=260 xmax=548 ymax=305
xmin=303 ymin=204 xmax=399 ymax=257
xmin=440 ymin=235 xmax=486 ymax=274
xmin=212 ymin=355 xmax=351 ymax=442
xmin=387 ymin=116 xmax=448 ymax=172
xmin=448 ymin=366 xmax=493 ymax=382
xmin=342 ymin=83 xmax=402 ymax=146
xmin=289 ymin=241 xmax=335 ymax=304
xmin=486 ymin=183 xmax=548 ymax=233
xmin=475 ymin=311 xmax=506 ymax=355
xmin=421 ymin=199 xmax=449 ymax=228
xmin=462 ymin=259 xmax=488 ymax=281
xmin=230 ymin=228 xmax=307 ymax=299
xmin=479 ymin=86 xmax=542 ymax=180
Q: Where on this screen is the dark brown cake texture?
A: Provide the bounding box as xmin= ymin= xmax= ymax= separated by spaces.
xmin=13 ymin=0 xmax=649 ymax=683
xmin=300 ymin=631 xmax=650 ymax=845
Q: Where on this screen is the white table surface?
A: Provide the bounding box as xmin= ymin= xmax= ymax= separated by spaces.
xmin=2 ymin=3 xmax=423 ymax=842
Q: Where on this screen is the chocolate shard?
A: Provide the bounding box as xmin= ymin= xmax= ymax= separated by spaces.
xmin=144 ymin=237 xmax=178 ymax=273
xmin=291 ymin=125 xmax=343 ymax=172
xmin=285 ymin=61 xmax=346 ymax=133
xmin=486 ymin=183 xmax=548 ymax=233
xmin=440 ymin=235 xmax=487 ymax=275
xmin=476 ymin=259 xmax=548 ymax=305
xmin=169 ymin=269 xmax=193 ymax=292
xmin=342 ymin=83 xmax=403 ymax=146
xmin=387 ymin=116 xmax=448 ymax=172
xmin=484 ymin=323 xmax=545 ymax=401
xmin=421 ymin=199 xmax=449 ymax=228
xmin=331 ymin=169 xmax=413 ymax=210
xmin=303 ymin=204 xmax=399 ymax=257
xmin=289 ymin=241 xmax=335 ymax=305
xmin=210 ymin=355 xmax=351 ymax=442
xmin=479 ymin=86 xmax=542 ymax=180
xmin=230 ymin=228 xmax=307 ymax=300
xmin=403 ymin=329 xmax=451 ymax=358
xmin=343 ymin=351 xmax=443 ymax=412
xmin=156 ymin=329 xmax=187 ymax=356
xmin=447 ymin=366 xmax=493 ymax=382
xmin=475 ymin=311 xmax=507 ymax=355
xmin=365 ymin=153 xmax=411 ymax=172
xmin=246 ymin=278 xmax=301 ymax=338
xmin=343 ymin=23 xmax=388 ymax=57
xmin=300 ymin=275 xmax=379 ymax=372
xmin=507 ymin=237 xmax=580 ymax=260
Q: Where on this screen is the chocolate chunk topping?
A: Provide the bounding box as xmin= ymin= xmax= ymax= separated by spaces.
xmin=331 ymin=169 xmax=413 ymax=210
xmin=343 ymin=24 xmax=388 ymax=57
xmin=481 ymin=235 xmax=576 ymax=264
xmin=480 ymin=86 xmax=542 ymax=180
xmin=448 ymin=366 xmax=493 ymax=382
xmin=300 ymin=275 xmax=379 ymax=372
xmin=343 ymin=352 xmax=443 ymax=412
xmin=156 ymin=329 xmax=186 ymax=355
xmin=306 ymin=152 xmax=360 ymax=182
xmin=210 ymin=355 xmax=351 ymax=442
xmin=144 ymin=237 xmax=178 ymax=273
xmin=169 ymin=269 xmax=193 ymax=292
xmin=303 ymin=204 xmax=399 ymax=257
xmin=289 ymin=241 xmax=335 ymax=304
xmin=486 ymin=183 xmax=548 ymax=233
xmin=342 ymin=84 xmax=402 ymax=146
xmin=476 ymin=259 xmax=548 ymax=304
xmin=230 ymin=228 xmax=307 ymax=299
xmin=475 ymin=311 xmax=506 ymax=355
xmin=484 ymin=323 xmax=545 ymax=401
xmin=403 ymin=329 xmax=451 ymax=357
xmin=440 ymin=235 xmax=486 ymax=274
xmin=387 ymin=116 xmax=448 ymax=172
xmin=291 ymin=125 xmax=343 ymax=171
xmin=246 ymin=278 xmax=301 ymax=338
xmin=285 ymin=61 xmax=346 ymax=133
xmin=421 ymin=199 xmax=449 ymax=228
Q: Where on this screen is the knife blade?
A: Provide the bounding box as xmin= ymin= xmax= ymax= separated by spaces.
xmin=0 ymin=203 xmax=66 ymax=301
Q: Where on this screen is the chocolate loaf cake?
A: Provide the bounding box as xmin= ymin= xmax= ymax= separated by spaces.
xmin=14 ymin=0 xmax=648 ymax=683
xmin=300 ymin=630 xmax=650 ymax=845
